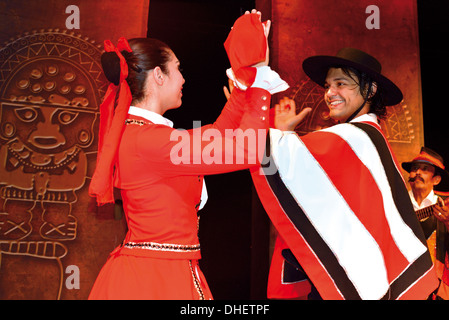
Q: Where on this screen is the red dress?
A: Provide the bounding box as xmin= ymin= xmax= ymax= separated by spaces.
xmin=88 ymin=87 xmax=270 ymax=299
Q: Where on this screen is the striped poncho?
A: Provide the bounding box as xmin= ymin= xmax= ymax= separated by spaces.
xmin=251 ymin=114 xmax=438 ymax=300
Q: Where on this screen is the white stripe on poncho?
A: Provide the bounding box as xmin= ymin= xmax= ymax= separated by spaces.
xmin=250 ymin=115 xmax=438 ymax=300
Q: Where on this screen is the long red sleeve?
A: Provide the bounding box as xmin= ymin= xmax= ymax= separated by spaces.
xmin=115 ymin=87 xmax=270 ymax=189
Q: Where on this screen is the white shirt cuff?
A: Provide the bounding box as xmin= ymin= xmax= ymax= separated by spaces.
xmin=226 ymin=66 xmax=289 ymax=94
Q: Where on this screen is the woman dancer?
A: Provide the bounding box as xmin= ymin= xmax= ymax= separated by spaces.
xmin=88 ymin=11 xmax=298 ymax=299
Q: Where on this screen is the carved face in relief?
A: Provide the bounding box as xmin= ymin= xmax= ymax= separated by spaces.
xmin=0 ymin=30 xmax=105 ymax=247
xmin=0 ymin=30 xmax=110 ymax=300
xmin=0 ymin=58 xmax=97 ymax=191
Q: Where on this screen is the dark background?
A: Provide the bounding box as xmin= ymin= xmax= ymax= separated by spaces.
xmin=147 ymin=0 xmax=448 ymax=299
xmin=417 ymin=0 xmax=449 ymax=164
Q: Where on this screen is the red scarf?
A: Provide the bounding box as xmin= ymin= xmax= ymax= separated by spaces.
xmin=89 ymin=37 xmax=132 ymax=205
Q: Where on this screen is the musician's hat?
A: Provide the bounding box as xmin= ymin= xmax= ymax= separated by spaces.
xmin=402 ymin=147 xmax=449 ymax=192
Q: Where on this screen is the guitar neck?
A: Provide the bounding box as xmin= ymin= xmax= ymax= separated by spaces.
xmin=415 ymin=197 xmax=448 ymax=221
xmin=415 ymin=204 xmax=435 ymax=221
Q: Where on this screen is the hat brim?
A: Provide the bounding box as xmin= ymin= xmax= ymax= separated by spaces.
xmin=402 ymin=160 xmax=449 ymax=192
xmin=302 ymin=55 xmax=403 ymax=106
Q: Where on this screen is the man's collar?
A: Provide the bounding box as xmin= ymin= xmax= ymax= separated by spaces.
xmin=409 ymin=189 xmax=438 ymax=210
xmin=349 ymin=113 xmax=378 ymax=124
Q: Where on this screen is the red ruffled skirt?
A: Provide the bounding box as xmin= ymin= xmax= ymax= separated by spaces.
xmin=89 ymin=248 xmax=212 ymax=300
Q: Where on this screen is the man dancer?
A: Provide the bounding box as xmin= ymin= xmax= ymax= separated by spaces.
xmin=250 ymin=48 xmax=438 ymax=300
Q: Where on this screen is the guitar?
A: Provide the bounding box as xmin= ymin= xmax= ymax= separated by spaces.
xmin=415 ymin=197 xmax=449 ymax=221
xmin=415 ymin=197 xmax=448 ymax=262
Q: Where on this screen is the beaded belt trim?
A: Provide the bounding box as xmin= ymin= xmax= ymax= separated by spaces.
xmin=123 ymin=241 xmax=200 ymax=252
xmin=189 ymin=261 xmax=205 ymax=300
xmin=125 ymin=119 xmax=150 ymax=126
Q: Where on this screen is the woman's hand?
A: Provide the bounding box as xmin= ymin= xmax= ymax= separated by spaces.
xmin=274 ymin=97 xmax=312 ymax=131
xmin=223 ymin=78 xmax=234 ymax=100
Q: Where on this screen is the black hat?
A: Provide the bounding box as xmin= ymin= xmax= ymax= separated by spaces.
xmin=402 ymin=147 xmax=449 ymax=192
xmin=302 ymin=47 xmax=403 ymax=106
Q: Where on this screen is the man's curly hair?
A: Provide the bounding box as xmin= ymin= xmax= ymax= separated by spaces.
xmin=340 ymin=66 xmax=387 ymax=119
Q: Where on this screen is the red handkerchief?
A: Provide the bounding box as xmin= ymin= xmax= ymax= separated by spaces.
xmin=224 ymin=13 xmax=267 ymax=87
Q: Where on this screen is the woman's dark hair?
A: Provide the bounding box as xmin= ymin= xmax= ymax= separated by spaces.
xmin=101 ymin=38 xmax=172 ymax=103
xmin=340 ymin=66 xmax=387 ymax=119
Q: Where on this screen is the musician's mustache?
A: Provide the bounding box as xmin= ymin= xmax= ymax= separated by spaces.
xmin=408 ymin=176 xmax=424 ymax=183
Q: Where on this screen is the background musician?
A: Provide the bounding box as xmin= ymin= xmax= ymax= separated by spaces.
xmin=402 ymin=147 xmax=449 ymax=299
